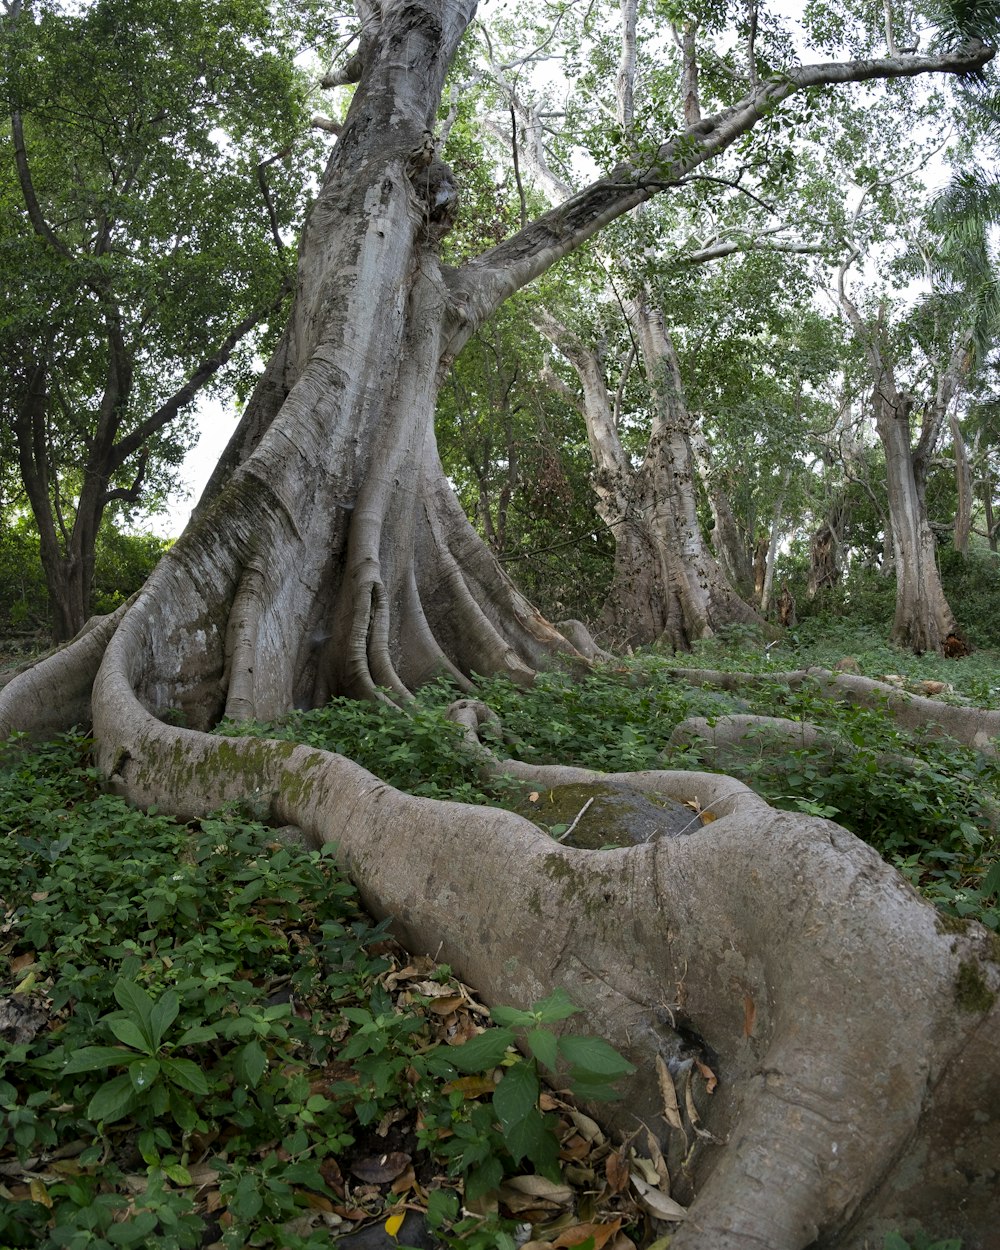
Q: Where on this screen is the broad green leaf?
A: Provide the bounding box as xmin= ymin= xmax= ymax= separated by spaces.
xmin=109 ymin=1018 xmax=152 ymax=1054
xmin=525 ymin=1027 xmax=559 ymax=1071
xmin=490 ymin=1005 xmax=538 ymax=1028
xmin=493 ymin=1060 xmax=540 ymax=1129
xmin=164 ymin=1164 xmax=192 ymax=1186
xmin=63 ymin=1046 xmax=132 ymax=1074
xmin=557 ymin=1035 xmax=636 ymax=1078
xmin=107 ymin=1210 xmax=158 ymax=1245
xmin=426 ymin=1188 xmax=459 ymax=1227
xmin=231 ymin=1173 xmax=263 ymax=1220
xmin=176 ymin=1024 xmax=219 ymax=1046
xmin=500 ymin=1106 xmax=559 ymax=1176
xmin=113 ymin=982 xmax=154 ymax=1046
xmin=234 ymin=1040 xmax=268 ymax=1088
xmin=128 ymin=1058 xmax=160 ymax=1093
xmin=87 ymin=1073 xmax=137 ymax=1124
xmin=531 ymin=988 xmax=580 ymax=1023
xmin=149 ymin=990 xmax=179 ymax=1049
xmin=161 ymin=1057 xmax=210 ymax=1096
xmin=446 ymin=1028 xmax=515 ymax=1073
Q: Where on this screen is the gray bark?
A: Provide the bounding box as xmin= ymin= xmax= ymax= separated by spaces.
xmin=838 ymin=271 xmax=962 ymax=653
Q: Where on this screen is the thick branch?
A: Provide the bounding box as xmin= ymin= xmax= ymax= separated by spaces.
xmin=10 ymin=111 xmax=73 ymax=260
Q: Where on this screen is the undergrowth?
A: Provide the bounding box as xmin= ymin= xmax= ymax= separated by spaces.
xmin=0 ymin=735 xmax=641 ymax=1250
xmin=226 ymin=634 xmax=1000 ymax=932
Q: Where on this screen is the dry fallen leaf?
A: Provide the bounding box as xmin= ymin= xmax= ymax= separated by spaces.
xmin=570 ymin=1109 xmax=604 ymax=1143
xmin=743 ymin=994 xmax=756 ymax=1038
xmin=694 ymin=1058 xmax=718 ymax=1093
xmin=551 ymin=1218 xmax=622 ymax=1249
xmin=630 ymin=1174 xmax=688 ymax=1222
xmin=700 ymin=809 xmax=717 ymax=825
xmin=528 ymin=791 xmax=540 ymax=803
xmin=605 ymin=1149 xmax=630 ymax=1194
xmin=655 ymin=1054 xmax=683 ymax=1131
xmin=502 ymin=1175 xmax=574 ymax=1203
xmin=349 ymin=1152 xmax=411 ymax=1185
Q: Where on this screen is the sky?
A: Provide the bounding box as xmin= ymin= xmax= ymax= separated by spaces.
xmin=160 ymin=397 xmax=234 ymax=536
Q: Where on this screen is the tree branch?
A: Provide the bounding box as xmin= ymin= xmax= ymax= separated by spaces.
xmin=10 ymin=112 xmax=74 ymax=260
xmin=449 ymin=41 xmax=994 ymax=340
xmin=109 ymin=283 xmax=291 ymax=472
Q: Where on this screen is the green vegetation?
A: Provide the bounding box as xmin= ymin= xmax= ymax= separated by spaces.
xmin=227 ymin=627 xmax=1000 ymax=932
xmin=2 ymin=624 xmax=997 ymax=1248
xmin=0 ymin=735 xmax=639 ymax=1250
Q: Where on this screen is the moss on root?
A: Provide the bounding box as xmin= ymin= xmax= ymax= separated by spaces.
xmin=955 ymin=960 xmax=997 ymax=1013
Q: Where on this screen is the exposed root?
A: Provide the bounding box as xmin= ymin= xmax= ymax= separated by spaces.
xmin=669 ymin=665 xmax=1000 ymax=756
xmin=0 ymin=602 xmax=129 ymax=740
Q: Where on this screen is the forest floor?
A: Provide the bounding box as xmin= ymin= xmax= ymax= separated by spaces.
xmin=1 ymin=618 xmax=997 ymax=1250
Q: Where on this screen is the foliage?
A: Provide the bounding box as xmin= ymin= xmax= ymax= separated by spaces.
xmin=0 ymin=0 xmax=324 ymax=634
xmin=0 ymin=734 xmax=639 ymax=1250
xmin=0 ymin=511 xmax=168 ymax=634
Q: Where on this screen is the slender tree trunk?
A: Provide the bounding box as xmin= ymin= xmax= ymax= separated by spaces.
xmin=951 ymin=411 xmax=972 ymax=554
xmin=536 ymin=302 xmax=761 ymax=649
xmin=691 ymin=427 xmax=754 ymax=597
xmin=837 ymin=276 xmax=961 ymax=652
xmin=759 ymin=466 xmax=790 ymax=615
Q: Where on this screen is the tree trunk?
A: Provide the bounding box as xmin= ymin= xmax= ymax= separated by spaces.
xmin=837 ymin=279 xmax=961 ymax=653
xmin=691 ymin=428 xmax=754 ymax=597
xmin=877 ymin=389 xmax=958 ymax=652
xmin=758 ymin=466 xmax=790 ymax=616
xmin=2 ymin=8 xmax=998 ymax=1246
xmin=951 ymin=410 xmax=972 ymax=554
xmin=536 ymin=301 xmax=762 ymax=650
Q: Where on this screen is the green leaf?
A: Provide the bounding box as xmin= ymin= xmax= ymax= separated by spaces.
xmin=176 ymin=1024 xmax=219 ymax=1046
xmin=107 ymin=1210 xmax=158 ymax=1245
xmin=234 ymin=1040 xmax=268 ymax=1088
xmin=62 ymin=1045 xmax=133 ymax=1074
xmin=149 ymin=990 xmax=179 ymax=1049
xmin=490 ymin=1005 xmax=538 ymax=1028
xmin=981 ymin=860 xmax=1000 ymax=897
xmin=503 ymin=1106 xmax=560 ymax=1175
xmin=160 ymin=1057 xmax=210 ymax=1096
xmin=525 ymin=1027 xmax=559 ymax=1072
xmin=128 ymin=1058 xmax=160 ymax=1093
xmin=231 ymin=1172 xmax=263 ymax=1220
xmin=164 ymin=1163 xmax=192 ymax=1186
xmin=446 ymin=1028 xmax=515 ymax=1073
xmin=426 ymin=1188 xmax=459 ymax=1228
xmin=109 ymin=1018 xmax=153 ymax=1054
xmin=557 ymin=1035 xmax=635 ymax=1078
xmin=493 ymin=1060 xmax=540 ymax=1130
xmin=87 ymin=1073 xmax=138 ymax=1124
xmin=531 ymin=988 xmax=580 ymax=1023
xmin=113 ymin=981 xmax=154 ymax=1046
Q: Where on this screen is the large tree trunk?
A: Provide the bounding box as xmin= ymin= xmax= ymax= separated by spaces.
xmin=3 ymin=8 xmax=998 ymax=1247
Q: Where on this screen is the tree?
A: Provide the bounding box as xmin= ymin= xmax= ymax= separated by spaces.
xmin=3 ymin=2 xmax=1000 ymax=1245
xmin=0 ymin=0 xmax=316 ymax=640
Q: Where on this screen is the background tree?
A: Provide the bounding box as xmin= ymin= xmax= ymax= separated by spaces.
xmin=0 ymin=0 xmax=320 ymax=639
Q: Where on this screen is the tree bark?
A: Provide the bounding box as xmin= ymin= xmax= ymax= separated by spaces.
xmin=2 ymin=7 xmax=998 ymax=1246
xmin=951 ymin=410 xmax=973 ymax=554
xmin=837 ymin=273 xmax=961 ymax=653
xmin=536 ymin=301 xmax=762 ymax=650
